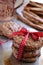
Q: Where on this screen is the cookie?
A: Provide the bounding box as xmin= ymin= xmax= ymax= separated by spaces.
xmin=0 ymin=21 xmax=22 ymax=38
xmin=23 ymin=50 xmax=40 ymax=58
xmin=12 ymin=34 xmax=43 ymax=62
xmin=22 ymin=57 xmax=38 ymax=63
xmin=12 ymin=45 xmax=41 ymax=58
xmin=13 ymin=35 xmax=43 ymax=51
xmin=0 ymin=0 xmax=16 ymax=21
xmin=12 ymin=46 xmax=40 ymax=63
xmin=13 ymin=52 xmax=39 ymax=63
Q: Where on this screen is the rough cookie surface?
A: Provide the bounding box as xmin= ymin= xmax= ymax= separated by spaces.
xmin=13 ymin=35 xmax=43 ymax=51
xmin=0 ymin=0 xmax=16 ymax=20
xmin=0 ymin=21 xmax=22 ymax=38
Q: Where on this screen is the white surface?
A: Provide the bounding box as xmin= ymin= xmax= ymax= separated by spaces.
xmin=15 ymin=0 xmax=23 ymax=8
xmin=15 ymin=0 xmax=30 ymax=8
xmin=31 ymin=0 xmax=43 ymax=3
xmin=16 ymin=0 xmax=30 ymax=12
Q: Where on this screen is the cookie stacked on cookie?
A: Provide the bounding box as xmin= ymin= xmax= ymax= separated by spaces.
xmin=12 ymin=32 xmax=43 ymax=62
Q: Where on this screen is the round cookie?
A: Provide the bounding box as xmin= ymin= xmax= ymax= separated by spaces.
xmin=13 ymin=35 xmax=43 ymax=51
xmin=23 ymin=50 xmax=41 ymax=58
xmin=0 ymin=21 xmax=22 ymax=38
xmin=12 ymin=47 xmax=40 ymax=63
xmin=22 ymin=57 xmax=39 ymax=63
xmin=12 ymin=45 xmax=41 ymax=58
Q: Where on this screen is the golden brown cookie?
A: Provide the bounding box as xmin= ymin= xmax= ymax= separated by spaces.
xmin=22 ymin=57 xmax=38 ymax=63
xmin=13 ymin=35 xmax=43 ymax=51
xmin=0 ymin=0 xmax=16 ymax=21
xmin=12 ymin=45 xmax=41 ymax=58
xmin=0 ymin=21 xmax=22 ymax=38
xmin=12 ymin=46 xmax=40 ymax=63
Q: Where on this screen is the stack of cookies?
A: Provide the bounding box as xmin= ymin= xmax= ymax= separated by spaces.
xmin=0 ymin=21 xmax=22 ymax=38
xmin=0 ymin=0 xmax=16 ymax=21
xmin=17 ymin=1 xmax=43 ymax=31
xmin=12 ymin=34 xmax=43 ymax=62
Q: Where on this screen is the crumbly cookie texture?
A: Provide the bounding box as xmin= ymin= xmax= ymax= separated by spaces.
xmin=12 ymin=45 xmax=41 ymax=58
xmin=12 ymin=42 xmax=41 ymax=63
xmin=12 ymin=35 xmax=43 ymax=62
xmin=13 ymin=35 xmax=43 ymax=51
xmin=0 ymin=21 xmax=22 ymax=38
xmin=0 ymin=0 xmax=16 ymax=20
